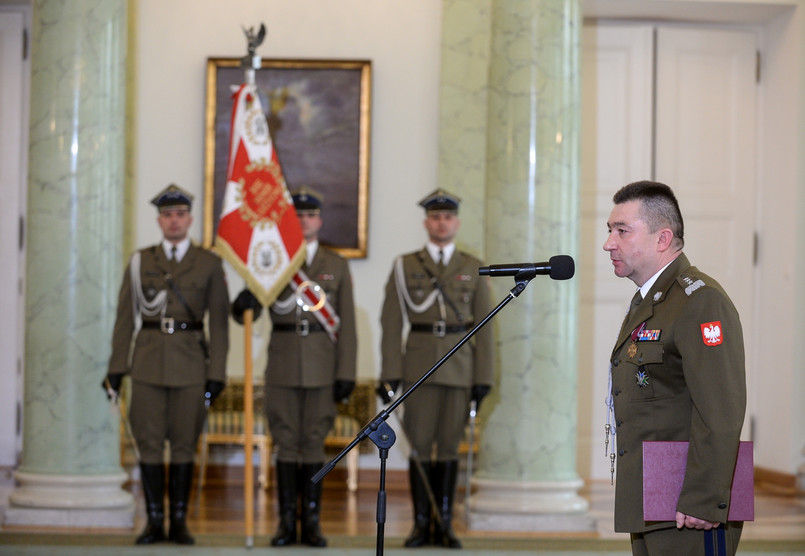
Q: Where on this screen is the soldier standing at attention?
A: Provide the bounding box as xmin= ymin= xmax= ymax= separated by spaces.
xmin=604 ymin=181 xmax=746 ymax=555
xmin=105 ymin=184 xmax=230 ymax=545
xmin=378 ymin=189 xmax=494 ymax=549
xmin=232 ymin=186 xmax=358 ymax=548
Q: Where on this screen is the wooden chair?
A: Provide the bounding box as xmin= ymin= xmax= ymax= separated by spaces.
xmin=200 ymin=379 xmax=377 ymax=491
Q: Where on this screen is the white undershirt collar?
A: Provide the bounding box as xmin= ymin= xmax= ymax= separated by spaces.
xmin=426 ymin=241 xmax=455 ymax=265
xmin=162 ymin=238 xmax=190 ymax=262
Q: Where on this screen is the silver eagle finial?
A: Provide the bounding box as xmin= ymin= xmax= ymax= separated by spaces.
xmin=241 ymin=23 xmax=266 ymax=71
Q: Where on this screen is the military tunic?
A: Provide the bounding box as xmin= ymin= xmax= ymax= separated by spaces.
xmin=265 ymin=246 xmax=357 ymax=462
xmin=108 ymin=243 xmax=230 ymax=463
xmin=380 ymin=247 xmax=493 ymax=460
xmin=610 ymin=253 xmax=746 ymax=534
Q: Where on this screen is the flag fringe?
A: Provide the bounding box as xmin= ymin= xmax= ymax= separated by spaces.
xmin=214 ymin=236 xmax=307 ymax=307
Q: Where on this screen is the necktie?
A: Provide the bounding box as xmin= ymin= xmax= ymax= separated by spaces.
xmin=618 ymin=290 xmax=642 ymax=338
xmin=438 ymin=249 xmax=445 ymax=271
xmin=627 ymin=290 xmax=642 ymax=321
xmin=169 ymin=246 xmax=178 ymax=271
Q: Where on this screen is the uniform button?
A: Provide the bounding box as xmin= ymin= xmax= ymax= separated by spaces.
xmin=718 ymin=502 xmax=727 ymax=509
xmin=618 ymin=449 xmax=625 ymax=456
xmin=613 ymin=359 xmax=620 ymax=366
xmin=613 ymin=388 xmax=621 ymax=396
xmin=616 ymin=419 xmax=623 ymax=427
xmin=637 ymin=356 xmax=643 ymax=363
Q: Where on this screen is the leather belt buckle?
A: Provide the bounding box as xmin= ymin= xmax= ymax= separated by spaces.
xmin=433 ymin=320 xmax=446 ymax=337
xmin=296 ymin=320 xmax=310 ymax=337
xmin=161 ymin=317 xmax=175 ymax=334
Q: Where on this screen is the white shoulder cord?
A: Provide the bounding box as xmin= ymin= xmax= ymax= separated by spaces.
xmin=393 ymin=255 xmax=442 ymax=314
xmin=605 ymin=300 xmax=638 ymax=486
xmin=605 ymin=363 xmax=616 ymax=485
xmin=272 ymin=291 xmax=297 ymax=315
xmin=129 ymin=251 xmax=168 ymax=332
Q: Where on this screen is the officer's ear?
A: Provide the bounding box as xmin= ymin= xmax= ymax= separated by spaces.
xmin=656 ymin=228 xmax=674 ymax=252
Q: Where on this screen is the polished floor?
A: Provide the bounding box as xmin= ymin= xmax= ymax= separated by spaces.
xmin=1 ymin=464 xmax=804 ymax=554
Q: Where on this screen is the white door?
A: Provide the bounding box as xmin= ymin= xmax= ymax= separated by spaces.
xmin=579 ymin=23 xmax=654 ymax=481
xmin=580 ymin=23 xmax=757 ymax=481
xmin=0 ymin=9 xmax=27 ymax=467
xmin=655 ymin=26 xmax=757 ymax=335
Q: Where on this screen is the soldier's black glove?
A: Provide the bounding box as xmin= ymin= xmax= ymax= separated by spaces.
xmin=376 ymin=380 xmax=400 ymax=405
xmin=204 ymin=380 xmax=225 ymax=407
xmin=103 ymin=374 xmax=123 ymax=400
xmin=333 ymin=380 xmax=355 ymax=403
xmin=471 ymin=384 xmax=491 ymax=410
xmin=232 ymin=289 xmax=263 ymax=324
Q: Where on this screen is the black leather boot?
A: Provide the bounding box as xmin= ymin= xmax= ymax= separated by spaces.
xmin=299 ymin=462 xmax=327 ymax=547
xmin=271 ymin=461 xmax=298 ymax=546
xmin=404 ymin=459 xmax=432 ymax=548
xmin=136 ymin=463 xmax=166 ymax=544
xmin=167 ymin=462 xmax=195 ymax=544
xmin=434 ymin=460 xmax=461 ymax=548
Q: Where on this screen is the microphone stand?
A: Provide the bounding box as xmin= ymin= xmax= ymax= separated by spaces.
xmin=311 ymin=271 xmax=536 ymax=556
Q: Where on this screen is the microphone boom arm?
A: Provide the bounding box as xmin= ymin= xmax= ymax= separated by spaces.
xmin=310 ymin=273 xmax=541 ymax=556
xmin=311 ymin=274 xmax=532 ymax=484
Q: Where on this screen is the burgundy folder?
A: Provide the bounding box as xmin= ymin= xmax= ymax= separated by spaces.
xmin=643 ymin=440 xmax=754 ymax=521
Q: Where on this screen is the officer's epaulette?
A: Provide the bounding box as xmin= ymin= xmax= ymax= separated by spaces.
xmin=677 ymin=272 xmax=707 ymax=296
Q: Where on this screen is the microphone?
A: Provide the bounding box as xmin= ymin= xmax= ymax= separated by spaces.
xmin=478 ymin=255 xmax=575 ymax=280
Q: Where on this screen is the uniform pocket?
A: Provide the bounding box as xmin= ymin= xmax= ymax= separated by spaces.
xmin=625 ymin=342 xmax=668 ymax=401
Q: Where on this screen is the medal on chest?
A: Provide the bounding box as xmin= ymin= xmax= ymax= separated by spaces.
xmin=626 ymin=322 xmax=645 ymax=359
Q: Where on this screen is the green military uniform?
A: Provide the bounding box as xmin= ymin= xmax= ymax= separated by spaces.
xmin=108 ymin=242 xmax=230 ymax=459
xmin=610 ymin=253 xmax=745 ymax=553
xmin=379 ymin=188 xmax=494 ymax=549
xmin=258 ymin=186 xmax=357 ymax=548
xmin=266 ymin=245 xmax=357 ymax=460
xmin=380 ymin=247 xmax=494 ymax=440
xmin=106 ymin=184 xmax=229 ymax=546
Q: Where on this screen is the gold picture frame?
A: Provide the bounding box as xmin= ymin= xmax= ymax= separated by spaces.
xmin=203 ymin=58 xmax=371 ymax=258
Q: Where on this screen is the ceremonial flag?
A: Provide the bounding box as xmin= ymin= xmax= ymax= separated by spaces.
xmin=215 ymin=83 xmax=305 ymax=306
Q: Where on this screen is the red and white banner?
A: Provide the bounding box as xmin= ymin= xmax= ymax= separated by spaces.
xmin=215 ymin=83 xmax=305 ymax=306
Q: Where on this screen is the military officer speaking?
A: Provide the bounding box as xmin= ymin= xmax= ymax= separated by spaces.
xmin=232 ymin=186 xmax=358 ymax=548
xmin=379 ymin=189 xmax=494 ymax=549
xmin=604 ymin=181 xmax=746 ymax=555
xmin=105 ymin=184 xmax=230 ymax=545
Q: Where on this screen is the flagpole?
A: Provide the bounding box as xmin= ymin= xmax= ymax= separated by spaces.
xmin=238 ymin=24 xmax=264 ymax=549
xmin=243 ymin=308 xmax=255 ymax=548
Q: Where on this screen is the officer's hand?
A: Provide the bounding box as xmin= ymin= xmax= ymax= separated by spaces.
xmin=204 ymin=380 xmax=225 ymax=407
xmin=232 ymin=289 xmax=263 ymax=325
xmin=333 ymin=380 xmax=355 ymax=403
xmin=471 ymin=384 xmax=491 ymax=410
xmin=103 ymin=374 xmax=123 ymax=400
xmin=376 ymin=380 xmax=400 ymax=405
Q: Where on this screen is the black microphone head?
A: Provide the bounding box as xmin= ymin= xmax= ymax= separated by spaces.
xmin=549 ymin=255 xmax=575 ymax=280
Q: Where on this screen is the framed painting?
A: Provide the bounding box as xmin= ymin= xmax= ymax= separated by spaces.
xmin=203 ymin=57 xmax=371 ymax=258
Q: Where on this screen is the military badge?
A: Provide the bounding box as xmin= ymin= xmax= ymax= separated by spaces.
xmin=700 ymin=321 xmax=723 ymax=346
xmin=635 ymin=368 xmax=650 ymax=388
xmin=627 ymin=342 xmax=637 ymax=358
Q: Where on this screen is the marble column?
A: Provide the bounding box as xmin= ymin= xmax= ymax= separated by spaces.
xmin=4 ymin=0 xmax=133 ymax=528
xmin=439 ymin=0 xmax=593 ymax=531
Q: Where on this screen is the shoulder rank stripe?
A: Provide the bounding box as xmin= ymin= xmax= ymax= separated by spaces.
xmin=681 ymin=274 xmax=706 ymax=296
